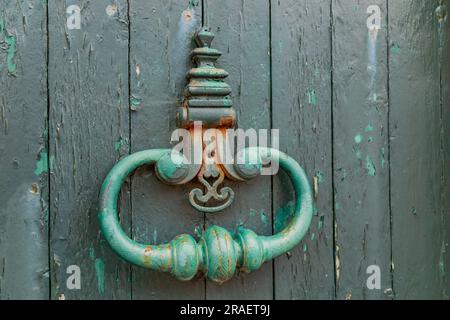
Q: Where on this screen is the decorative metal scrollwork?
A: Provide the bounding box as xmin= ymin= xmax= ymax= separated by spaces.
xmin=98 ymin=27 xmax=313 ymax=283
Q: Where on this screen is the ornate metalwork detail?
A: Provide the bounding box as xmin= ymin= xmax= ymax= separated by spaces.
xmin=177 ymin=27 xmax=235 ymax=129
xmin=189 ymin=162 xmax=235 ymax=213
xmin=176 ymin=27 xmax=238 ymax=213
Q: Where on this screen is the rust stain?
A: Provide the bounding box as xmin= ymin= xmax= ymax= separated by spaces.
xmin=182 ymin=9 xmax=193 ymax=22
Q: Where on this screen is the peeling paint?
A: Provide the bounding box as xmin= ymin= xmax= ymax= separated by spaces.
xmin=95 ymin=258 xmax=105 ymax=295
xmin=260 ymin=210 xmax=269 ymax=227
xmin=391 ymin=43 xmax=401 ymax=54
xmin=34 ymin=151 xmax=48 ymax=176
xmin=380 ymin=147 xmax=386 ymax=169
xmin=365 ymin=123 xmax=374 ymax=132
xmin=313 ymin=176 xmax=319 ymax=197
xmin=335 ymin=244 xmax=341 ymax=282
xmin=312 ymin=203 xmax=319 ymax=216
xmin=365 ymin=155 xmax=376 ymax=176
xmin=105 ymin=4 xmax=118 ymax=16
xmin=307 ymin=90 xmax=317 ymax=106
xmin=5 ymin=33 xmax=16 ymax=75
xmin=354 ymin=134 xmax=363 ymax=144
xmin=130 ymin=96 xmax=142 ymax=110
xmin=0 ymin=17 xmax=17 ymax=74
xmin=315 ymin=171 xmax=324 ymax=183
xmin=114 ymin=136 xmax=129 ymax=152
xmin=367 ymin=28 xmax=378 ymax=101
xmin=317 ymin=216 xmax=324 ymax=230
xmin=188 ymin=0 xmax=200 ymax=8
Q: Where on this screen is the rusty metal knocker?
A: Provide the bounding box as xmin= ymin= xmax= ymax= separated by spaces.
xmin=98 ymin=28 xmax=313 ymax=283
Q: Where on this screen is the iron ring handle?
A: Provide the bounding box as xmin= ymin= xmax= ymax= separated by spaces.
xmin=98 ymin=147 xmax=313 ymax=283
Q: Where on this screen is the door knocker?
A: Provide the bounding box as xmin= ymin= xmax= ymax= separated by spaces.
xmin=98 ymin=28 xmax=313 ymax=284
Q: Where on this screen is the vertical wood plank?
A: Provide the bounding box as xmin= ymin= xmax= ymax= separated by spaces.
xmin=440 ymin=0 xmax=450 ymax=298
xmin=129 ymin=0 xmax=205 ymax=299
xmin=0 ymin=0 xmax=49 ymax=299
xmin=271 ymin=0 xmax=335 ymax=300
xmin=389 ymin=0 xmax=446 ymax=299
xmin=203 ymin=0 xmax=273 ymax=299
xmin=332 ymin=0 xmax=392 ymax=299
xmin=48 ymin=0 xmax=131 ymax=299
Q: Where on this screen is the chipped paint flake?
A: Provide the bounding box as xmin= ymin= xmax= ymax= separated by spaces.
xmin=335 ymin=244 xmax=341 ymax=282
xmin=365 ymin=123 xmax=374 ymax=132
xmin=315 ymin=171 xmax=324 ymax=183
xmin=354 ymin=134 xmax=363 ymax=144
xmin=188 ymin=0 xmax=199 ymax=8
xmin=307 ymin=90 xmax=317 ymax=106
xmin=5 ymin=32 xmax=16 ymax=74
xmin=317 ymin=216 xmax=325 ymax=230
xmin=380 ymin=147 xmax=386 ymax=169
xmin=114 ymin=136 xmax=129 ymax=152
xmin=106 ymin=4 xmax=118 ymax=16
xmin=34 ymin=150 xmax=48 ymax=176
xmin=391 ymin=44 xmax=401 ymax=54
xmin=260 ymin=210 xmax=269 ymax=227
xmin=95 ymin=258 xmax=105 ymax=295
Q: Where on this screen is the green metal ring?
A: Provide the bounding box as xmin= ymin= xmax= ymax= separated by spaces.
xmin=98 ymin=148 xmax=313 ymax=283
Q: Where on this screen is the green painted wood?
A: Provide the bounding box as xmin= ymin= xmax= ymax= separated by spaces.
xmin=440 ymin=0 xmax=450 ymax=299
xmin=0 ymin=0 xmax=49 ymax=300
xmin=389 ymin=0 xmax=448 ymax=299
xmin=271 ymin=0 xmax=335 ymax=300
xmin=1 ymin=0 xmax=449 ymax=301
xmin=332 ymin=0 xmax=392 ymax=300
xmin=129 ymin=0 xmax=205 ymax=299
xmin=48 ymin=0 xmax=131 ymax=299
xmin=203 ymin=0 xmax=273 ymax=300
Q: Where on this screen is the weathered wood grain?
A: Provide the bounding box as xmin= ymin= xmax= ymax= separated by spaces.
xmin=48 ymin=0 xmax=131 ymax=299
xmin=1 ymin=0 xmax=449 ymax=301
xmin=129 ymin=0 xmax=205 ymax=299
xmin=202 ymin=0 xmax=273 ymax=300
xmin=0 ymin=0 xmax=49 ymax=300
xmin=271 ymin=0 xmax=335 ymax=300
xmin=389 ymin=0 xmax=446 ymax=299
xmin=440 ymin=0 xmax=450 ymax=299
xmin=332 ymin=0 xmax=392 ymax=299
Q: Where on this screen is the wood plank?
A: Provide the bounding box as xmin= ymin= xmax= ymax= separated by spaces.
xmin=203 ymin=0 xmax=273 ymax=299
xmin=332 ymin=0 xmax=392 ymax=299
xmin=48 ymin=0 xmax=131 ymax=299
xmin=389 ymin=0 xmax=446 ymax=299
xmin=271 ymin=0 xmax=335 ymax=300
xmin=440 ymin=0 xmax=450 ymax=298
xmin=129 ymin=0 xmax=205 ymax=300
xmin=0 ymin=0 xmax=49 ymax=299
